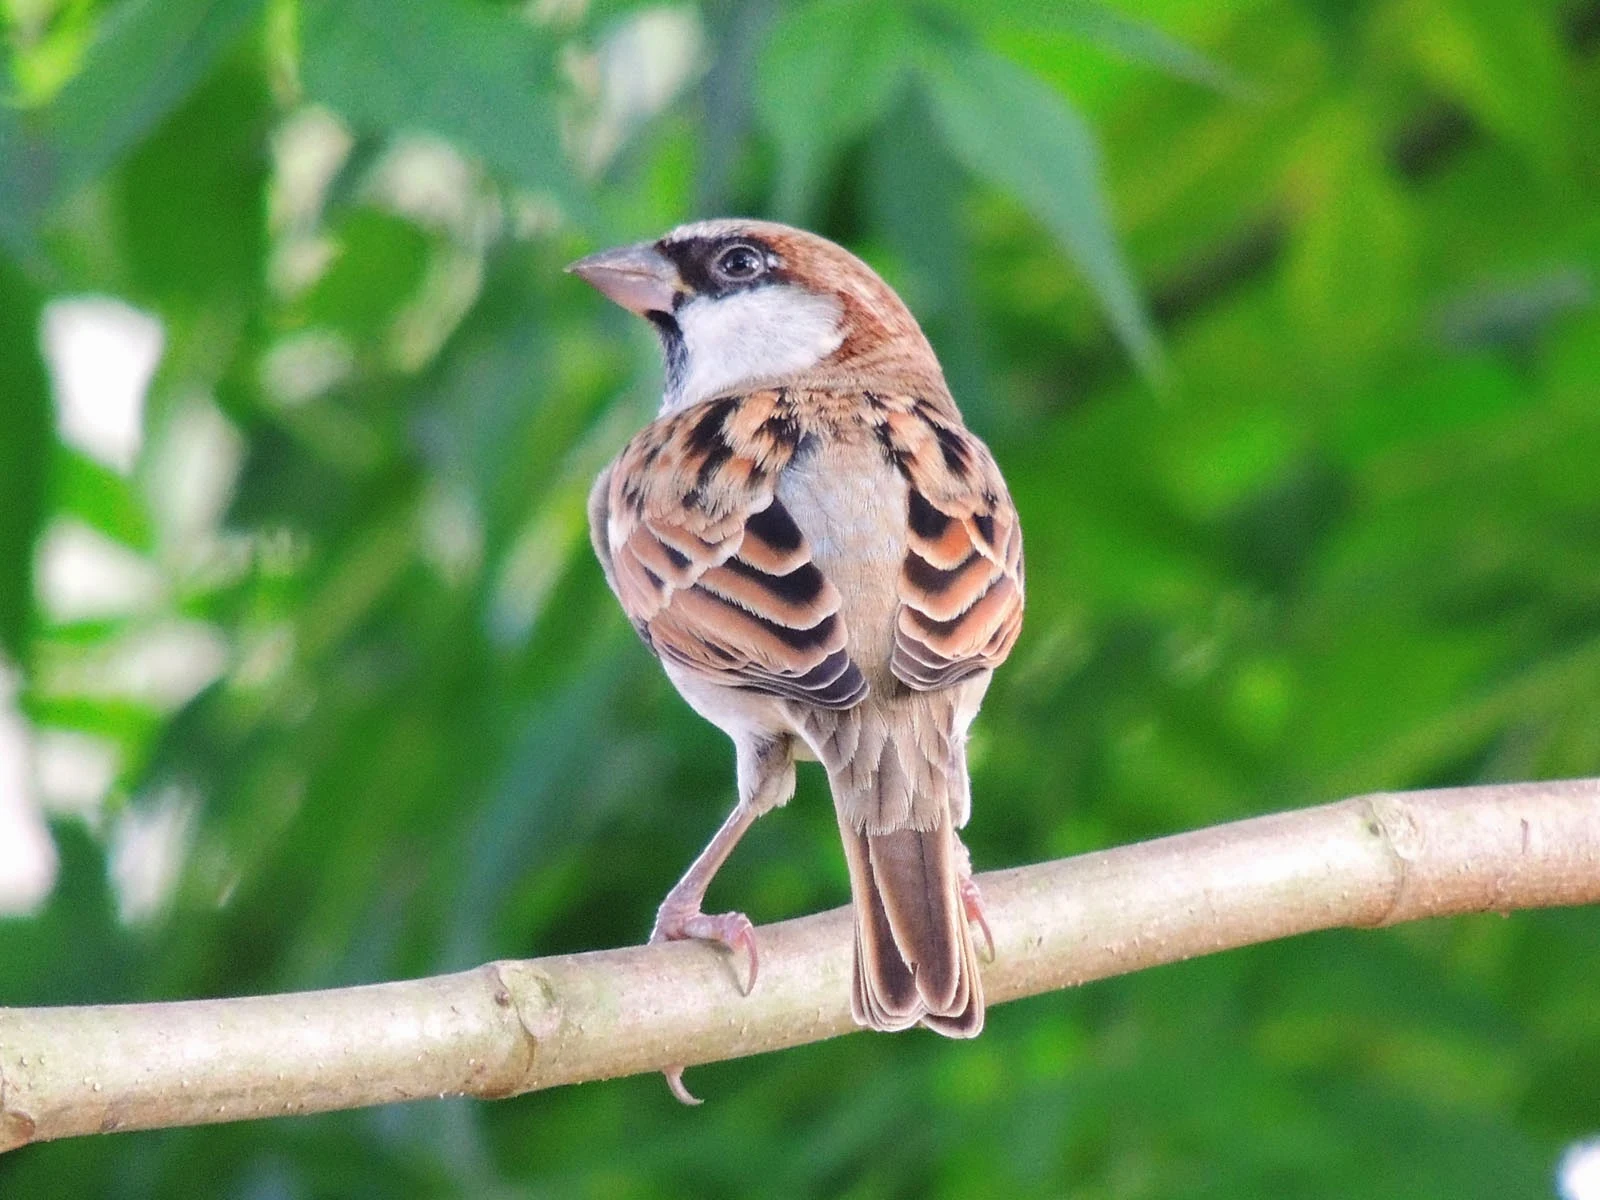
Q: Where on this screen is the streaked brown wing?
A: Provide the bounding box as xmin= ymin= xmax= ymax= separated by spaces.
xmin=876 ymin=398 xmax=1024 ymax=690
xmin=594 ymin=390 xmax=868 ymax=709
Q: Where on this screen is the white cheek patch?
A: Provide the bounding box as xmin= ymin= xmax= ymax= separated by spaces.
xmin=667 ymin=284 xmax=844 ymax=411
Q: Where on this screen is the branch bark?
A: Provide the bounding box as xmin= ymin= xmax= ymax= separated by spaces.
xmin=3 ymin=777 xmax=1598 ymax=1151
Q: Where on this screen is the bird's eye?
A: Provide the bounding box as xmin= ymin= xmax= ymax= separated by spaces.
xmin=713 ymin=243 xmax=766 ymax=283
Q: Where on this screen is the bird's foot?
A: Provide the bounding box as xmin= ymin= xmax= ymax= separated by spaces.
xmin=958 ymin=874 xmax=996 ymax=964
xmin=651 ymin=904 xmax=760 ymax=1106
xmin=652 ymin=905 xmax=760 ymax=994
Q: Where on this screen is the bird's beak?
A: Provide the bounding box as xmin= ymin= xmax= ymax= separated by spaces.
xmin=567 ymin=242 xmax=681 ymax=316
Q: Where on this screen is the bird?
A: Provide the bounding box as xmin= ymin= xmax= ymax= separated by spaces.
xmin=571 ymin=219 xmax=1023 ymax=1101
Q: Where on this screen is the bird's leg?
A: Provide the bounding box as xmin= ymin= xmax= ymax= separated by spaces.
xmin=652 ymin=799 xmax=763 ymax=993
xmin=653 ymin=803 xmax=763 ymax=1108
xmin=952 ymin=832 xmax=995 ymax=963
xmin=654 ymin=734 xmax=794 ymax=1105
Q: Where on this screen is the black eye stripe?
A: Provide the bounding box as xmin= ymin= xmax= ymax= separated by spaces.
xmin=660 ymin=235 xmax=781 ymax=297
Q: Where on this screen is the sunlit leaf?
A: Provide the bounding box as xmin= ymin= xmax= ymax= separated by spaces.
xmin=1045 ymin=1 xmax=1250 ymax=95
xmin=937 ymin=0 xmax=1251 ymax=96
xmin=51 ymin=447 xmax=155 ymax=554
xmin=1401 ymin=0 xmax=1568 ymax=169
xmin=1282 ymin=108 xmax=1414 ymax=375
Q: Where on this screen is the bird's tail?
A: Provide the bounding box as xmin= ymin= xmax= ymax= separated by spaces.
xmin=807 ymin=697 xmax=985 ymax=1037
xmin=836 ymin=812 xmax=984 ymax=1038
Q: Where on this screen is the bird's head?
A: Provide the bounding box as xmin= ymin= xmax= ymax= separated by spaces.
xmin=569 ymin=219 xmax=946 ymax=412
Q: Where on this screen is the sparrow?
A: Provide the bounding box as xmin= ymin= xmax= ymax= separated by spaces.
xmin=571 ymin=220 xmax=1023 ymax=1101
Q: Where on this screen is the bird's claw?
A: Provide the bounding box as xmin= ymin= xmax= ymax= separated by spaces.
xmin=652 ymin=908 xmax=760 ymax=995
xmin=664 ymin=1065 xmax=703 ymax=1106
xmin=959 ymin=875 xmax=996 ymax=964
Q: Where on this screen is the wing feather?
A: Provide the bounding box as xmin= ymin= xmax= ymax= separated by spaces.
xmin=593 ymin=389 xmax=868 ymax=709
xmin=593 ymin=386 xmax=1020 ymax=702
xmin=879 ymin=398 xmax=1025 ymax=691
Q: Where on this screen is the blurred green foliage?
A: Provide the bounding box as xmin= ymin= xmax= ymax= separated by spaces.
xmin=2 ymin=0 xmax=1598 ymax=1195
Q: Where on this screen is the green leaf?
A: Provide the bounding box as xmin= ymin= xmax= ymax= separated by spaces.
xmin=0 ymin=0 xmax=268 ymax=252
xmin=298 ymin=209 xmax=433 ymax=341
xmin=0 ymin=111 xmax=52 ymax=263
xmin=1282 ymin=109 xmax=1414 ymax=373
xmin=863 ymin=96 xmax=990 ymax=421
xmin=0 ymin=822 xmax=126 ymax=1005
xmin=922 ymin=42 xmax=1164 ymax=380
xmin=51 ymin=446 xmax=156 ymax=553
xmin=0 ymin=254 xmax=53 ymax=661
xmin=755 ymin=0 xmax=914 ymax=220
xmin=116 ymin=56 xmax=271 ymax=315
xmin=1042 ymin=2 xmax=1250 ymax=95
xmin=300 ymin=0 xmax=576 ymax=204
xmin=23 ymin=695 xmax=165 ymax=748
xmin=941 ymin=0 xmax=1251 ymax=96
xmin=1402 ymin=0 xmax=1567 ymax=169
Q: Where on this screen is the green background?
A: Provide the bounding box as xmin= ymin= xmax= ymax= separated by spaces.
xmin=3 ymin=0 xmax=1598 ymax=1195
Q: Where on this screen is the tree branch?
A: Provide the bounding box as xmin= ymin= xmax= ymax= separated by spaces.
xmin=2 ymin=777 xmax=1597 ymax=1151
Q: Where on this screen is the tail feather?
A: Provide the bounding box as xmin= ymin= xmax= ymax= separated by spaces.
xmin=870 ymin=829 xmax=962 ymax=1010
xmin=839 ymin=817 xmax=985 ymax=1038
xmin=918 ymin=925 xmax=983 ymax=1038
xmin=851 ymin=842 xmax=919 ymax=1028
